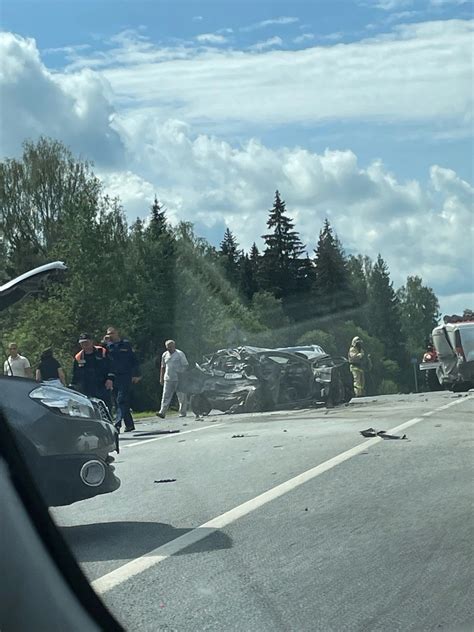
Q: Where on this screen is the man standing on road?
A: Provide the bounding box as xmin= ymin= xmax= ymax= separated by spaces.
xmin=105 ymin=326 xmax=141 ymax=433
xmin=71 ymin=333 xmax=114 ymax=411
xmin=3 ymin=343 xmax=32 ymax=378
xmin=348 ymin=336 xmax=367 ymax=397
xmin=157 ymin=339 xmax=189 ymax=419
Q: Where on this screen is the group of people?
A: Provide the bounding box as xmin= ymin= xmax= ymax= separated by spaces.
xmin=4 ymin=330 xmax=190 ymax=433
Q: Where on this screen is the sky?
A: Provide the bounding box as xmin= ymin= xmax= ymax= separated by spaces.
xmin=1 ymin=0 xmax=473 ymax=315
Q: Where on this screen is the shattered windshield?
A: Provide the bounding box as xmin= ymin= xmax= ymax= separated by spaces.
xmin=1 ymin=0 xmax=473 ymax=631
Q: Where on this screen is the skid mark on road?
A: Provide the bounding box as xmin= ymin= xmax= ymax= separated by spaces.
xmin=92 ymin=396 xmax=470 ymax=594
xmin=121 ymin=423 xmax=224 ymax=449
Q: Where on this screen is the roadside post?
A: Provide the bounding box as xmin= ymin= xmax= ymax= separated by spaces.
xmin=411 ymin=357 xmax=419 ymax=392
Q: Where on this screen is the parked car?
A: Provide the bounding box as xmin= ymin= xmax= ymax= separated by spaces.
xmin=0 ymin=261 xmax=120 ymax=506
xmin=181 ymin=344 xmax=354 ymax=415
xmin=431 ymin=316 xmax=474 ymax=392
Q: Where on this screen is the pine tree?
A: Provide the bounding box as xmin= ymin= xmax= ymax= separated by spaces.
xmin=219 ymin=227 xmax=241 ymax=285
xmin=147 ymin=197 xmax=167 ymax=241
xmin=260 ymin=191 xmax=306 ymax=298
xmin=367 ymin=255 xmax=405 ymax=366
xmin=312 ymin=219 xmax=355 ymax=317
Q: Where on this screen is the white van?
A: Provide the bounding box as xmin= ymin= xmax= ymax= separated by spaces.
xmin=432 ymin=321 xmax=474 ymax=391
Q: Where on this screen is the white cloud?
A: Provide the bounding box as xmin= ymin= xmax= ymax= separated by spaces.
xmin=102 ymin=116 xmax=473 ymax=302
xmin=192 ymin=16 xmax=203 ymax=21
xmin=195 ymin=33 xmax=227 ymax=45
xmin=241 ymin=17 xmax=299 ymax=32
xmin=367 ymin=0 xmax=414 ymax=9
xmin=94 ymin=19 xmax=472 ymax=134
xmin=293 ymin=33 xmax=315 ymax=44
xmin=1 ymin=30 xmax=472 ymax=309
xmin=319 ymin=32 xmax=344 ymax=42
xmin=430 ymin=0 xmax=469 ymax=5
xmin=0 ymin=32 xmax=123 ymax=164
xmin=249 ymin=36 xmax=283 ymax=51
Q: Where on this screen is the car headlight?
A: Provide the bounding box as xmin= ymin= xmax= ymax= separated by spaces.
xmin=30 ymin=385 xmax=96 ymax=419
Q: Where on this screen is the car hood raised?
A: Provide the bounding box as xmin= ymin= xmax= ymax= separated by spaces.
xmin=0 ymin=262 xmax=67 ymax=311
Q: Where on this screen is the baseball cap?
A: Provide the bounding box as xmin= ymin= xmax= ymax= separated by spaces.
xmin=78 ymin=332 xmax=92 ymax=343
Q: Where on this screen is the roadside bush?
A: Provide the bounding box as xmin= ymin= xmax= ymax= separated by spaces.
xmin=378 ymin=379 xmax=399 ymax=395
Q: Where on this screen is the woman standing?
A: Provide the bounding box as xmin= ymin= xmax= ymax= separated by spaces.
xmin=36 ymin=348 xmax=66 ymax=387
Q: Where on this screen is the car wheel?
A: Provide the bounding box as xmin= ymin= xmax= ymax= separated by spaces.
xmin=327 ymin=375 xmax=344 ymax=407
xmin=452 ymin=382 xmax=472 ymax=393
xmin=191 ymin=394 xmax=212 ymax=416
xmin=244 ymin=388 xmax=264 ymax=412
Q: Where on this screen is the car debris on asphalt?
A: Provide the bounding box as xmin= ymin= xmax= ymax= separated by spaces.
xmin=154 ymin=479 xmax=177 ymax=484
xmin=360 ymin=427 xmax=407 ymax=440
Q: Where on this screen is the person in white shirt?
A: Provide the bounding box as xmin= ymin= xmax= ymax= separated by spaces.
xmin=3 ymin=342 xmax=32 ymax=378
xmin=157 ymin=339 xmax=189 ymax=418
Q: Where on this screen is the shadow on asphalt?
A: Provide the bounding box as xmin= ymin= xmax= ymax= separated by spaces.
xmin=60 ymin=521 xmax=232 ymax=562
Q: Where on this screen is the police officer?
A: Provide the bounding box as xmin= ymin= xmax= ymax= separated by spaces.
xmin=105 ymin=326 xmax=140 ymax=433
xmin=71 ymin=333 xmax=114 ymax=410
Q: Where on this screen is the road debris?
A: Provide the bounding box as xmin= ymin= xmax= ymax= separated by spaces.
xmin=134 ymin=429 xmax=180 ymax=437
xmin=232 ymin=434 xmax=245 ymax=438
xmin=360 ymin=427 xmax=407 ymax=440
xmin=154 ymin=479 xmax=177 ymax=484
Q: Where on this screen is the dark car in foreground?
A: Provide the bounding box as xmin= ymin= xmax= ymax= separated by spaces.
xmin=0 ymin=262 xmax=120 ymax=506
xmin=181 ymin=344 xmax=354 ymax=416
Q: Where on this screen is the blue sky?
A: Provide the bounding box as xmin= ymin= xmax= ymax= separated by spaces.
xmin=0 ymin=0 xmax=473 ymax=314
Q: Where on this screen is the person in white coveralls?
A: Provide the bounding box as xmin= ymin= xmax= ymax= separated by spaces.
xmin=157 ymin=339 xmax=189 ymax=418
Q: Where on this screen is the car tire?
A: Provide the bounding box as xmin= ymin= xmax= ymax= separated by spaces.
xmin=327 ymin=375 xmax=344 ymax=407
xmin=191 ymin=394 xmax=212 ymax=416
xmin=452 ymin=382 xmax=472 ymax=393
xmin=244 ymin=388 xmax=265 ymax=412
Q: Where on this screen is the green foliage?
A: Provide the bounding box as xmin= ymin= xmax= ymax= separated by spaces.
xmin=313 ymin=220 xmax=357 ymax=318
xmin=367 ymin=255 xmax=406 ymax=369
xmin=260 ymin=190 xmax=307 ymax=299
xmin=397 ymin=275 xmax=440 ymax=356
xmin=1 ymin=138 xmax=442 ymax=402
xmin=378 ymin=379 xmax=399 ymax=395
xmin=297 ymin=329 xmax=338 ymax=356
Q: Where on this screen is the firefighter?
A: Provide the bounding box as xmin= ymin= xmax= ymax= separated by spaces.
xmin=71 ymin=333 xmax=114 ymax=410
xmin=105 ymin=326 xmax=141 ymax=433
xmin=348 ymin=336 xmax=366 ymax=397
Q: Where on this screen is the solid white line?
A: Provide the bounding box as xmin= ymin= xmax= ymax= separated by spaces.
xmin=92 ymin=396 xmax=470 ymax=594
xmin=121 ymin=423 xmax=224 ymax=449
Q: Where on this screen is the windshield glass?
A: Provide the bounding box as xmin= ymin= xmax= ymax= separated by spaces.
xmin=1 ymin=0 xmax=473 ymax=631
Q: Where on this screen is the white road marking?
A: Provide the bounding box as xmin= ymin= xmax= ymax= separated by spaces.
xmin=121 ymin=423 xmax=224 ymax=449
xmin=93 ymin=396 xmax=470 ymax=594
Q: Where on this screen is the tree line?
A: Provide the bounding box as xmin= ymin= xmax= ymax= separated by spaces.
xmin=0 ymin=138 xmax=440 ymax=409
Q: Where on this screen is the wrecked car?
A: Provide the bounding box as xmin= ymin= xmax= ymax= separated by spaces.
xmin=0 ymin=262 xmax=120 ymax=506
xmin=180 ymin=345 xmax=354 ymax=416
xmin=431 ymin=315 xmax=474 ymax=392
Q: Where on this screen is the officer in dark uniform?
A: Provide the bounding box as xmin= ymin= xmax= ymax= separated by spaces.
xmin=71 ymin=333 xmax=115 ymax=410
xmin=105 ymin=326 xmax=141 ymax=433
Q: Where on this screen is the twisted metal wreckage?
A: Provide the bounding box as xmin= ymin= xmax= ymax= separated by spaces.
xmin=178 ymin=345 xmax=355 ymax=416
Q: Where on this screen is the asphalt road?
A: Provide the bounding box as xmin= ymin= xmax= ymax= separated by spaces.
xmin=52 ymin=391 xmax=474 ymax=632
